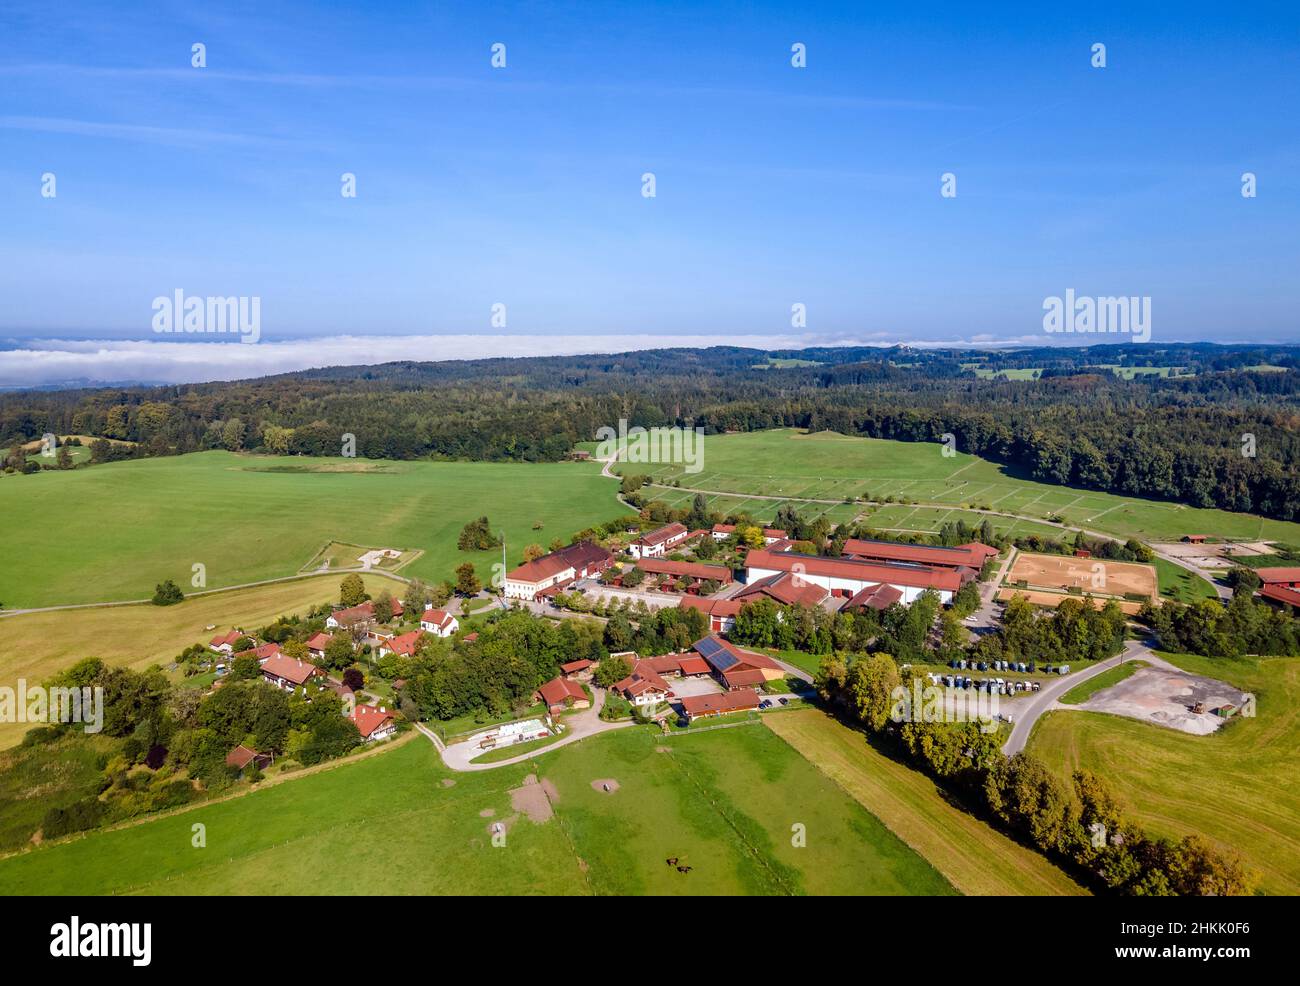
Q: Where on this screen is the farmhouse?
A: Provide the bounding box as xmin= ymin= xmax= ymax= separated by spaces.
xmin=734 ymin=570 xmax=829 ymax=607
xmin=692 ymin=634 xmax=785 ymax=689
xmin=1257 ymin=567 xmax=1300 ymax=608
xmin=842 ymin=538 xmax=998 ymax=574
xmin=376 ymin=630 xmax=423 ymax=658
xmin=233 ymin=641 xmax=282 ymax=664
xmin=612 ymin=662 xmax=672 ymax=709
xmin=504 ymin=541 xmax=614 ymax=600
xmin=419 ymin=608 xmax=459 ymax=637
xmin=326 ymin=598 xmax=404 ymax=629
xmin=633 ymin=557 xmax=733 ymax=591
xmin=742 ymin=549 xmax=960 ymax=604
xmin=537 ymin=676 xmax=591 ymax=714
xmin=350 ymin=704 xmax=397 ymax=742
xmin=208 ymin=630 xmax=244 ymax=655
xmin=628 ymin=522 xmax=689 ymax=559
xmin=678 ymin=596 xmax=744 ymax=633
xmin=304 ymin=632 xmax=333 ymax=660
xmin=679 ymin=688 xmax=761 ymax=723
xmin=260 ymin=653 xmax=324 ymax=690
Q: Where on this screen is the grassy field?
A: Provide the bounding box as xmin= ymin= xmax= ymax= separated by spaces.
xmin=0 ymin=573 xmax=396 ymax=751
xmin=1030 ymin=653 xmax=1300 ymax=895
xmin=0 ymin=722 xmax=953 ymax=895
xmin=1153 ymin=556 xmax=1220 ymax=602
xmin=0 ymin=451 xmax=630 ymax=609
xmin=765 ymin=709 xmax=1087 ymax=895
xmin=640 ymin=430 xmax=1300 ymax=546
xmin=1059 ymin=660 xmax=1147 ymax=704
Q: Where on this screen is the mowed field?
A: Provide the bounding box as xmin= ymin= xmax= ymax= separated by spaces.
xmin=0 ymin=452 xmax=630 ymax=609
xmin=766 ymin=709 xmax=1088 ymax=895
xmin=0 ymin=573 xmax=397 ymax=751
xmin=0 ymin=721 xmax=954 ymax=896
xmin=1029 ymin=653 xmax=1300 ymax=895
xmin=642 ymin=430 xmax=1300 ymax=545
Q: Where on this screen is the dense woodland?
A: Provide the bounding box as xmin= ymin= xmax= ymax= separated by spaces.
xmin=3 ymin=342 xmax=1299 ymax=521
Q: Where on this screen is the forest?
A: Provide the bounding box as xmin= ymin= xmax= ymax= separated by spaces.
xmin=3 ymin=342 xmax=1299 ymax=521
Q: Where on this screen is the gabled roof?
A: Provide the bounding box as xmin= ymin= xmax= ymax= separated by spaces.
xmin=305 ymin=632 xmax=332 ymax=651
xmin=613 ymin=662 xmax=671 ymax=698
xmin=842 ymin=582 xmax=905 ymax=611
xmin=382 ymin=630 xmax=423 ymax=656
xmin=234 ymin=642 xmax=282 ymax=662
xmin=734 ymin=570 xmax=828 ymax=607
xmin=1257 ymin=567 xmax=1300 ymax=584
xmin=560 ymin=659 xmax=595 ymax=673
xmin=1259 ymin=584 xmax=1300 ymax=607
xmin=842 ymin=538 xmax=999 ymax=569
xmin=350 ymin=704 xmax=395 ymax=739
xmin=260 ymin=653 xmax=322 ymax=685
xmin=680 ymin=689 xmax=761 ymax=717
xmin=692 ymin=634 xmax=781 ymax=675
xmin=225 ymin=744 xmax=259 ymax=769
xmin=637 ymin=522 xmax=687 ymax=546
xmin=538 ymin=676 xmax=587 ymax=707
xmin=420 ymin=608 xmax=455 ymax=627
xmin=678 ymin=597 xmax=744 ymax=618
xmin=210 ymin=630 xmax=243 ymax=648
xmin=507 ymin=541 xmax=613 ymax=585
xmin=636 ymin=558 xmax=733 ymax=582
xmin=743 ymin=549 xmax=962 ymax=592
xmin=330 ymin=599 xmax=404 ymax=624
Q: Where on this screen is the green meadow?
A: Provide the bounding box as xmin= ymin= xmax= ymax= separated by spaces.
xmin=1030 ymin=653 xmax=1300 ymax=895
xmin=641 ymin=429 xmax=1300 ymax=546
xmin=0 ymin=723 xmax=953 ymax=896
xmin=0 ymin=452 xmax=631 ymax=609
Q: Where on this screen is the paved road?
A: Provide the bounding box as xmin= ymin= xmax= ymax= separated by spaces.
xmin=1000 ymin=639 xmax=1175 ymax=755
xmin=432 ymin=685 xmax=635 ymax=771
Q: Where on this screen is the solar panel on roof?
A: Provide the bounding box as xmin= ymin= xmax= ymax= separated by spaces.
xmin=695 ymin=635 xmax=738 ymax=672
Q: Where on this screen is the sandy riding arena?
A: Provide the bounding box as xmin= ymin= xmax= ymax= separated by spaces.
xmin=1006 ymin=552 xmax=1156 ymax=601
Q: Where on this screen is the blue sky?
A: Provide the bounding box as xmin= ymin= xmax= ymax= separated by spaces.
xmin=0 ymin=1 xmax=1297 ymax=383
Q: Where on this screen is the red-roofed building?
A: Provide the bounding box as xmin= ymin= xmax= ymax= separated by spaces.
xmin=633 ymin=557 xmax=733 ymax=591
xmin=842 ymin=538 xmax=998 ymax=574
xmin=691 ymin=634 xmax=785 ymax=690
xmin=711 ymin=524 xmax=788 ymax=544
xmin=209 ymin=630 xmax=244 ymax=654
xmin=743 ymin=549 xmax=960 ymax=603
xmin=1260 ymin=584 xmax=1300 ymax=609
xmin=679 ymin=688 xmax=761 ymax=722
xmin=841 ymin=582 xmax=905 ymax=612
xmin=225 ymin=745 xmax=274 ymax=772
xmin=560 ymin=659 xmax=595 ymax=677
xmin=629 ymin=522 xmax=689 ymax=559
xmin=350 ymin=704 xmax=397 ymax=742
xmin=537 ymin=676 xmax=591 ymax=714
xmin=260 ymin=653 xmax=324 ymax=690
xmin=1257 ymin=568 xmax=1300 ymax=588
xmin=504 ymin=541 xmax=614 ymax=600
xmin=377 ymin=630 xmax=424 ymax=658
xmin=325 ymin=598 xmax=404 ymax=630
xmin=678 ymin=596 xmax=744 ymax=633
xmin=234 ymin=641 xmax=282 ymax=664
xmin=305 ymin=632 xmax=333 ymax=660
xmin=612 ymin=662 xmax=672 ymax=709
xmin=734 ymin=570 xmax=830 ymax=608
xmin=419 ymin=608 xmax=459 ymax=637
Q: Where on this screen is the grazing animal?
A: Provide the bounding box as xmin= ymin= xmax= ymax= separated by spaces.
xmin=666 ymin=857 xmax=678 ymax=866
xmin=677 ymin=865 xmax=692 ymax=874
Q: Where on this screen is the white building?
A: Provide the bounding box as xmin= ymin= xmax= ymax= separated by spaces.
xmin=419 ymin=608 xmax=459 ymax=637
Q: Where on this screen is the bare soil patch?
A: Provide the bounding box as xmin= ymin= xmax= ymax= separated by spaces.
xmin=508 ymin=773 xmax=554 ymax=823
xmin=590 ymin=778 xmax=621 ymax=793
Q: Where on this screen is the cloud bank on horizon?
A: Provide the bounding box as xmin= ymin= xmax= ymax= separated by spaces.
xmin=1 ymin=332 xmax=1065 ymax=389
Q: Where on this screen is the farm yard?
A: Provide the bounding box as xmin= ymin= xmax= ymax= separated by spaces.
xmin=0 ymin=451 xmax=629 ymax=609
xmin=0 ymin=720 xmax=954 ymax=896
xmin=1030 ymin=653 xmax=1300 ymax=895
xmin=639 ymin=430 xmax=1300 ymax=546
xmin=0 ymin=572 xmax=397 ymax=751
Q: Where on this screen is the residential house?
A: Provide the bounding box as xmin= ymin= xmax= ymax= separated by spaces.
xmin=208 ymin=630 xmax=244 ymax=655
xmin=419 ymin=608 xmax=459 ymax=637
xmin=351 ymin=704 xmax=397 ymax=742
xmin=628 ymin=522 xmax=689 ymax=559
xmin=260 ymin=653 xmax=325 ymax=691
xmin=504 ymin=541 xmax=614 ymax=600
xmin=537 ymin=676 xmax=591 ymax=714
xmin=325 ymin=598 xmax=404 ymax=630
